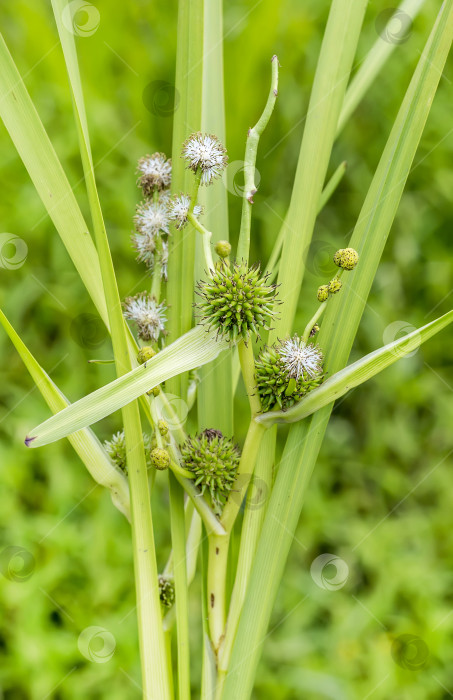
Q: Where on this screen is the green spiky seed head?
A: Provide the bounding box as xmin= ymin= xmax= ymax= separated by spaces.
xmin=317 ymin=284 xmax=329 ymax=302
xmin=158 ymin=575 xmax=175 ymax=608
xmin=196 ymin=261 xmax=277 ymax=342
xmin=150 ymin=447 xmax=170 ymax=471
xmin=333 ymin=247 xmax=359 ymax=270
xmin=328 ymin=277 xmax=342 ymax=294
xmin=214 ymin=240 xmax=231 ymax=259
xmin=180 ymin=429 xmax=240 ymax=514
xmin=137 ymin=346 xmax=157 ymax=365
xmin=158 ymin=420 xmax=169 ymax=436
xmin=310 ymin=323 xmax=320 ymax=337
xmin=255 ymin=336 xmax=324 ymax=412
xmin=104 ymin=431 xmax=153 ymax=474
xmin=150 ymin=385 xmax=160 ymax=396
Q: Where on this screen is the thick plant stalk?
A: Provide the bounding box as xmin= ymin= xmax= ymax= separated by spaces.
xmin=167 ymin=0 xmax=204 ymax=399
xmin=197 ymin=0 xmax=233 ymax=437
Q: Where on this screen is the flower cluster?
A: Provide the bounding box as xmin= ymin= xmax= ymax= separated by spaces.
xmin=158 ymin=575 xmax=175 ymax=608
xmin=167 ymin=194 xmax=203 ymax=230
xmin=123 ymin=293 xmax=167 ymax=343
xmin=180 ymin=429 xmax=240 ymax=514
xmin=196 ymin=261 xmax=278 ymax=342
xmin=255 ymin=336 xmax=324 ymax=412
xmin=104 ymin=430 xmax=153 ymax=475
xmin=317 ymin=248 xmax=359 ymax=304
xmin=182 ymin=132 xmax=228 ymax=186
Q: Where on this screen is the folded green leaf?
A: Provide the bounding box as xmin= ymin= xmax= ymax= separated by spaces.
xmin=26 ymin=326 xmax=230 ymax=448
xmin=0 ymin=310 xmax=130 ymax=520
xmin=257 ymin=310 xmax=453 ymax=426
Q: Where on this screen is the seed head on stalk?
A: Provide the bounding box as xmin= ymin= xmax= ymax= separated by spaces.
xmin=255 ymin=336 xmax=324 ymax=412
xmin=123 ymin=293 xmax=167 ymax=343
xmin=196 ymin=260 xmax=278 ymax=342
xmin=180 ymin=429 xmax=240 ymax=514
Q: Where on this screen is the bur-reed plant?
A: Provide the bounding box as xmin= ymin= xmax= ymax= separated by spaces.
xmin=1 ymin=1 xmax=452 ymax=698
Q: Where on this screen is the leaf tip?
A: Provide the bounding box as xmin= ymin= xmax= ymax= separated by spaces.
xmin=24 ymin=435 xmax=37 ymax=448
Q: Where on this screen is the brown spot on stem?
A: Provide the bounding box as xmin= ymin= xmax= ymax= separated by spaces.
xmin=210 ymin=593 xmax=215 ymax=608
xmin=215 ymin=547 xmax=219 ymax=555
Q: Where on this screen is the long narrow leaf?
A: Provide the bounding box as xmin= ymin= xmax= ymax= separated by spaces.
xmin=0 ymin=33 xmax=107 ymax=324
xmin=26 ymin=327 xmax=230 ymax=448
xmin=258 ymin=310 xmax=453 ymax=426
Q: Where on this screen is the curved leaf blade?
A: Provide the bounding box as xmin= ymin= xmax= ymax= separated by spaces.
xmin=258 ymin=310 xmax=453 ymax=426
xmin=26 ymin=327 xmax=230 ymax=448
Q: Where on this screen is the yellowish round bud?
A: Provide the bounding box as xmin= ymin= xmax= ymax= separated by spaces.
xmin=317 ymin=285 xmax=329 ymax=302
xmin=137 ymin=346 xmax=157 ymax=365
xmin=150 ymin=448 xmax=170 ymax=471
xmin=333 ymin=247 xmax=359 ymax=270
xmin=158 ymin=420 xmax=169 ymax=436
xmin=328 ymin=278 xmax=342 ymax=294
xmin=214 ymin=240 xmax=231 ymax=258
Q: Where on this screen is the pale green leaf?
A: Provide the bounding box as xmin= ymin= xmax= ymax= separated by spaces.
xmin=26 ymin=326 xmax=230 ymax=448
xmin=258 ymin=310 xmax=453 ymax=426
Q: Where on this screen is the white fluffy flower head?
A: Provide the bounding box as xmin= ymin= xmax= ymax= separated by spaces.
xmin=182 ymin=132 xmax=228 ymax=186
xmin=135 ymin=201 xmax=170 ymax=237
xmin=278 ymin=336 xmax=324 ymax=381
xmin=123 ymin=293 xmax=167 ymax=342
xmin=137 ymin=153 xmax=172 ymax=194
xmin=168 ymin=194 xmax=203 ymax=229
xmin=132 ymin=231 xmax=155 ymax=266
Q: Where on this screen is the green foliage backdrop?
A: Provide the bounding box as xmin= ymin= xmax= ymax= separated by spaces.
xmin=1 ymin=1 xmax=452 ymax=698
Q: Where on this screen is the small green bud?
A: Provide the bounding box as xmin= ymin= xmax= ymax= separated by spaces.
xmin=333 ymin=247 xmax=359 ymax=270
xmin=151 ymin=447 xmax=170 ymax=470
xmin=328 ymin=278 xmax=342 ymax=294
xmin=158 ymin=419 xmax=169 ymax=437
xmin=137 ymin=346 xmax=156 ymax=365
xmin=317 ymin=285 xmax=329 ymax=302
xmin=214 ymin=240 xmax=231 ymax=258
xmin=147 ymin=385 xmax=161 ymax=397
xmin=158 ymin=575 xmax=175 ymax=608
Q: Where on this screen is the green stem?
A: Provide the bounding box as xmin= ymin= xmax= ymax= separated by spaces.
xmin=302 ymin=270 xmax=343 ymax=343
xmin=217 ymin=427 xmax=276 ymax=679
xmin=151 ymin=236 xmax=163 ymax=300
xmin=207 ymin=533 xmax=230 ymax=651
xmin=169 ymin=474 xmax=190 ymax=700
xmin=237 ymin=340 xmax=260 ymax=417
xmin=236 ymin=56 xmax=279 ymax=264
xmin=188 ymin=211 xmax=215 ymax=273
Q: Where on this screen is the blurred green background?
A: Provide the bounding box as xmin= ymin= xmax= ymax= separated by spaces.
xmin=1 ymin=0 xmax=452 ymax=698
